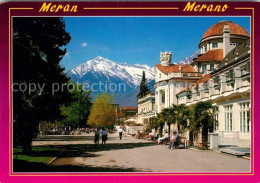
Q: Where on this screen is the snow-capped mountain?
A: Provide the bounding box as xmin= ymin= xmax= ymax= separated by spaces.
xmin=67 ymin=56 xmax=155 ymax=107
xmin=176 ymin=50 xmax=200 ymax=65
xmin=67 ymin=56 xmax=154 ymax=88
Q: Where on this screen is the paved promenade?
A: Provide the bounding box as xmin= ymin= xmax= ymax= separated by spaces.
xmin=33 ymin=133 xmax=250 ymax=172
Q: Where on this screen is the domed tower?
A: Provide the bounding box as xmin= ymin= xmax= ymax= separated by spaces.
xmin=199 ymin=20 xmax=249 ymax=57
xmin=160 ymin=51 xmax=172 ymax=66
xmin=193 ymin=20 xmax=250 ymax=73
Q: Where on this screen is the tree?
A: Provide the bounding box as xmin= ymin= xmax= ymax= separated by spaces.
xmin=147 ymin=116 xmax=158 ymax=130
xmin=87 ymin=93 xmax=116 ymax=127
xmin=137 ymin=71 xmax=150 ymax=98
xmin=13 ymin=17 xmax=72 ymax=153
xmin=157 ymin=104 xmax=191 ymax=138
xmin=155 ymin=112 xmax=166 ymax=137
xmin=178 ymin=105 xmax=192 ymax=133
xmin=162 ymin=108 xmax=172 ymax=135
xmin=192 ymin=101 xmax=218 ymax=146
xmin=61 ymin=84 xmax=92 ymax=129
xmin=162 ymin=104 xmax=181 ymax=135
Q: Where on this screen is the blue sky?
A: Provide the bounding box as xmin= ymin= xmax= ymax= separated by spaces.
xmin=61 ymin=17 xmax=250 ymax=71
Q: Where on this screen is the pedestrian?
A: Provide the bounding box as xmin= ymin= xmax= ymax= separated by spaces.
xmin=94 ymin=128 xmax=100 ymax=145
xmin=118 ymin=127 xmax=123 ymax=140
xmin=101 ymin=127 xmax=108 ymax=144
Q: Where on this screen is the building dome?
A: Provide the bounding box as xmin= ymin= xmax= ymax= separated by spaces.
xmin=201 ymin=21 xmax=249 ymax=41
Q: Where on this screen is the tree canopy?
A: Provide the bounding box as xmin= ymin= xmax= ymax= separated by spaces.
xmin=87 ymin=93 xmax=116 ymax=127
xmin=137 ymin=71 xmax=150 ymax=98
xmin=192 ymin=101 xmax=218 ymax=145
xmin=13 ymin=17 xmax=71 ymax=152
xmin=61 ymin=84 xmax=92 ymax=129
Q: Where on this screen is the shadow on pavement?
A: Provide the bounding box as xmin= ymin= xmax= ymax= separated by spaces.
xmin=34 ymin=135 xmax=95 ymax=141
xmin=55 ymin=142 xmax=157 ymax=154
xmin=13 ymin=159 xmax=138 ymax=172
xmin=13 ymin=141 xmax=157 ymax=172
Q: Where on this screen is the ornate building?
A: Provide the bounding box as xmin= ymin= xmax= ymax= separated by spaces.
xmin=136 ymin=91 xmax=155 ymax=126
xmin=154 ymin=20 xmax=251 ymax=147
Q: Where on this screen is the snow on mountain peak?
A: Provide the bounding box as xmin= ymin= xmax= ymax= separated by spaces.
xmin=176 ymin=50 xmax=200 ymax=65
xmin=67 ymin=56 xmax=155 ymax=88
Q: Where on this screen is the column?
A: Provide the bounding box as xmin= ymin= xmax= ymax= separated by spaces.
xmin=165 ymin=87 xmax=169 ymax=108
xmin=149 ymin=100 xmax=153 ymax=112
xmin=157 ymin=90 xmax=161 ymax=113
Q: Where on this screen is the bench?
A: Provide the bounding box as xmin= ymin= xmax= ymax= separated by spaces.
xmin=166 ymin=137 xmax=188 ymax=148
xmin=176 ymin=137 xmax=188 ymax=149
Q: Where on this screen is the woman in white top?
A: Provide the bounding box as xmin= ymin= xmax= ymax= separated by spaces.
xmin=157 ymin=131 xmax=169 ymax=144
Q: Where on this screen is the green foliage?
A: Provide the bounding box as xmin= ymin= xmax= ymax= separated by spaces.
xmin=162 ymin=104 xmax=192 ymax=134
xmin=137 ymin=71 xmax=150 ymax=98
xmin=87 ymin=93 xmax=116 ymax=127
xmin=155 ymin=112 xmax=166 ymax=137
xmin=13 ymin=17 xmax=72 ymax=152
xmin=191 ymin=101 xmax=218 ymax=144
xmin=147 ymin=117 xmax=157 ymax=129
xmin=60 ymin=84 xmax=92 ymax=129
xmin=154 ymin=102 xmax=217 ymax=146
xmin=187 ymin=89 xmax=192 ymax=99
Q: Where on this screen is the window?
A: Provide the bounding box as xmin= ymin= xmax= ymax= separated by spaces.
xmin=226 ymin=70 xmax=234 ymax=81
xmin=224 ymin=105 xmax=233 ymax=131
xmin=162 ymin=96 xmax=165 ymax=104
xmin=203 ymin=82 xmax=209 ymax=90
xmin=240 ymin=102 xmax=250 ymax=132
xmin=210 ymin=64 xmax=214 ymax=71
xmin=214 ymin=76 xmax=220 ymax=86
xmin=202 ymin=64 xmax=207 ymax=71
xmin=212 ymin=43 xmax=218 ymax=48
xmin=241 ymin=63 xmax=250 ymax=76
xmin=204 ymin=45 xmax=207 ymax=52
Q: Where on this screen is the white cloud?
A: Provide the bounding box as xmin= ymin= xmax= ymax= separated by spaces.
xmin=81 ymin=42 xmax=88 ymax=47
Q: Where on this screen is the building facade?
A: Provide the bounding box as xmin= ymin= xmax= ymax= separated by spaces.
xmin=136 ymin=92 xmax=156 ymax=126
xmin=154 ymin=20 xmax=251 ymax=147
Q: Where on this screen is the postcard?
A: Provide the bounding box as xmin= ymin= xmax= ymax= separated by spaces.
xmin=0 ymin=1 xmax=259 ymax=183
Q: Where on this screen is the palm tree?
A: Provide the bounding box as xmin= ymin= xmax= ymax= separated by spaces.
xmin=193 ymin=101 xmax=218 ymax=146
xmin=166 ymin=104 xmax=188 ymax=134
xmin=155 ymin=112 xmax=166 ymax=137
xmin=146 ymin=116 xmax=158 ymax=132
xmin=178 ymin=104 xmax=192 ymax=134
xmin=162 ymin=108 xmax=172 ymax=135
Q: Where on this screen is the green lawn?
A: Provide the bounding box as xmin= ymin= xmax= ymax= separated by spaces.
xmin=13 ymin=146 xmax=59 ymax=164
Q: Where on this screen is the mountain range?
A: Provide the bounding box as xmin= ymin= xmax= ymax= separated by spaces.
xmin=177 ymin=50 xmax=200 ymax=65
xmin=67 ymin=56 xmax=155 ymax=107
xmin=67 ymin=51 xmax=200 ymax=107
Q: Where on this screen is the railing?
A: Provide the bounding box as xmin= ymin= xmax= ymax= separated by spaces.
xmin=217 ymin=131 xmax=251 ymax=147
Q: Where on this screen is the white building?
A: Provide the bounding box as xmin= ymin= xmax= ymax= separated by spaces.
xmin=137 ymin=91 xmax=156 ymax=127
xmin=154 ymin=20 xmax=250 ymax=147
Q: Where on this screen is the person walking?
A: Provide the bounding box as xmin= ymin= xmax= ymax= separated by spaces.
xmin=101 ymin=127 xmax=108 ymax=144
xmin=118 ymin=127 xmax=123 ymax=140
xmin=94 ymin=128 xmax=100 ymax=145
